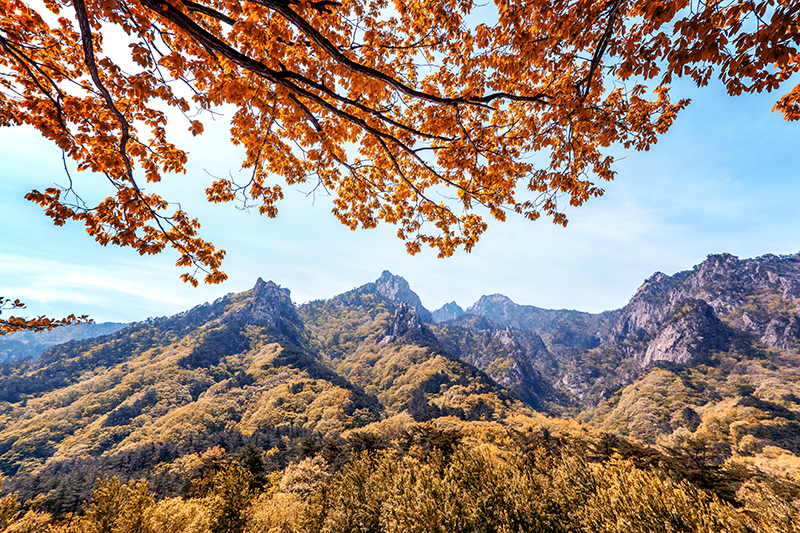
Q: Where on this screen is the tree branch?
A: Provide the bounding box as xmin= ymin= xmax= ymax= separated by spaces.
xmin=252 ymin=0 xmax=549 ymax=106
xmin=181 ymin=0 xmax=236 ymax=25
xmin=580 ymin=0 xmax=622 ymax=99
xmin=73 ymin=0 xmax=134 ymax=180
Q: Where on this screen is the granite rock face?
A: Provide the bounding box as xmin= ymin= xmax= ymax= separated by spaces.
xmin=464 ymin=294 xmax=616 ymax=359
xmin=611 ymin=271 xmax=689 ymax=343
xmin=371 ymin=271 xmax=433 ymax=323
xmin=639 ymin=299 xmax=731 ymax=367
xmin=440 ymin=252 xmax=800 ymax=409
xmin=377 ymin=302 xmax=425 ymax=344
xmin=228 ymin=278 xmax=301 ymax=332
xmin=614 ymin=253 xmax=800 ymax=355
xmin=432 ymin=314 xmax=554 ymax=408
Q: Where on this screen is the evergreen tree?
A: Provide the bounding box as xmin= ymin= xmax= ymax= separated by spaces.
xmin=206 ymin=462 xmax=253 ymax=533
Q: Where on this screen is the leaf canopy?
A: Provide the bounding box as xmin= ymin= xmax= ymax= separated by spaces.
xmin=1 ymin=0 xmax=797 ymax=289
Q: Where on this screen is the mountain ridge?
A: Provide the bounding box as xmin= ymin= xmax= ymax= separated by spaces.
xmin=8 ymin=252 xmax=800 ymax=413
xmin=1 ymin=253 xmax=799 ymax=525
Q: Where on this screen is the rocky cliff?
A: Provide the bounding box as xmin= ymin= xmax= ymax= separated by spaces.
xmin=614 ymin=253 xmax=800 ymax=353
xmin=552 ymin=253 xmax=800 ymax=408
xmin=424 ymin=253 xmax=800 ymax=412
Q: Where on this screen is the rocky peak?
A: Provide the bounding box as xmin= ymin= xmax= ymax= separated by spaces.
xmin=682 ymin=253 xmax=800 ymax=309
xmin=466 ymin=294 xmax=539 ymax=329
xmin=431 ymin=301 xmax=464 ymax=323
xmin=372 ymin=271 xmax=432 ymax=322
xmin=462 ymin=294 xmax=618 ymax=362
xmin=612 ymin=253 xmax=800 ymax=351
xmin=467 ymin=294 xmax=515 ymax=313
xmin=227 ymin=278 xmax=298 ymax=328
xmin=554 ymin=254 xmax=800 ymax=408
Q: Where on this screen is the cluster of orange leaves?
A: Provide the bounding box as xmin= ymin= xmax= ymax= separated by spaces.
xmin=0 ymin=297 xmax=90 ymax=335
xmin=1 ymin=0 xmax=798 ymax=290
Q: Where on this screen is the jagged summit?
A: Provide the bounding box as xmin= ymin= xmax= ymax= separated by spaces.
xmin=614 ymin=251 xmax=800 ymax=351
xmin=226 ymin=277 xmax=299 ymax=329
xmin=466 ymin=294 xmax=522 ymax=322
xmin=465 ymin=294 xmax=605 ymax=336
xmin=363 ymin=270 xmax=432 ymax=322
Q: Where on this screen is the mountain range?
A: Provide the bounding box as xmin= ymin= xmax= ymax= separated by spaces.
xmin=1 ymin=252 xmax=799 ymax=522
xmin=0 ymin=321 xmax=128 ymax=364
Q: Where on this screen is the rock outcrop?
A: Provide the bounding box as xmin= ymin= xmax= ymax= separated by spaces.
xmin=369 ymin=271 xmax=433 ymax=323
xmin=639 ymin=299 xmax=731 ymax=367
xmin=378 ymin=302 xmax=425 ymax=344
xmin=614 ymin=253 xmax=800 ymax=354
xmin=448 ymin=252 xmax=800 ymax=409
xmin=228 ymin=278 xmax=299 ymax=329
xmin=432 ymin=314 xmax=554 ymax=408
xmin=464 ymin=294 xmax=616 ymax=358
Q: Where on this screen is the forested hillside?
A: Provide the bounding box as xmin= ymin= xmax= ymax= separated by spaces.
xmin=0 ymin=255 xmax=799 ymax=531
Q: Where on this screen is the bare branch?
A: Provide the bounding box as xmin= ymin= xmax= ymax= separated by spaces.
xmin=580 ymin=0 xmax=622 ymax=99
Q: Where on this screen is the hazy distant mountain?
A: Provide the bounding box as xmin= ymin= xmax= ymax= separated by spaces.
xmin=463 ymin=294 xmax=619 ymax=359
xmin=431 ymin=301 xmax=464 ymax=322
xmin=0 ymin=321 xmax=129 ymax=363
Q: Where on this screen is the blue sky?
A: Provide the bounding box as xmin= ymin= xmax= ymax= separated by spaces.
xmin=1 ymin=77 xmax=799 ymax=323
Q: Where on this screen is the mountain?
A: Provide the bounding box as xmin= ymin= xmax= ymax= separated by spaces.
xmin=554 ymin=254 xmax=800 ymax=404
xmin=0 ymin=280 xmax=379 ymax=511
xmin=420 ymin=254 xmax=800 ymax=465
xmin=366 ymin=270 xmax=433 ymax=323
xmin=0 ymin=321 xmax=129 ymax=363
xmin=296 ymin=277 xmax=526 ymax=419
xmin=431 ymin=301 xmax=463 ymax=322
xmin=430 ymin=314 xmax=556 ymax=409
xmin=427 ymin=254 xmax=800 ymax=396
xmin=565 ymin=254 xmax=800 ymax=458
xmin=463 ymin=294 xmax=619 ymax=359
xmin=0 ymin=275 xmax=531 ymax=514
xmin=611 ymin=253 xmax=800 ymax=351
xmin=0 ymin=257 xmax=799 ymax=528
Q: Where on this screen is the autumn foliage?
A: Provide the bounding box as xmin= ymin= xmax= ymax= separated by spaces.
xmin=0 ymin=297 xmax=89 ymax=335
xmin=1 ymin=0 xmax=798 ymax=292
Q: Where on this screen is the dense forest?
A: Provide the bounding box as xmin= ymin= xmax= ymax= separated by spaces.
xmin=1 ymin=255 xmax=799 ymax=531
